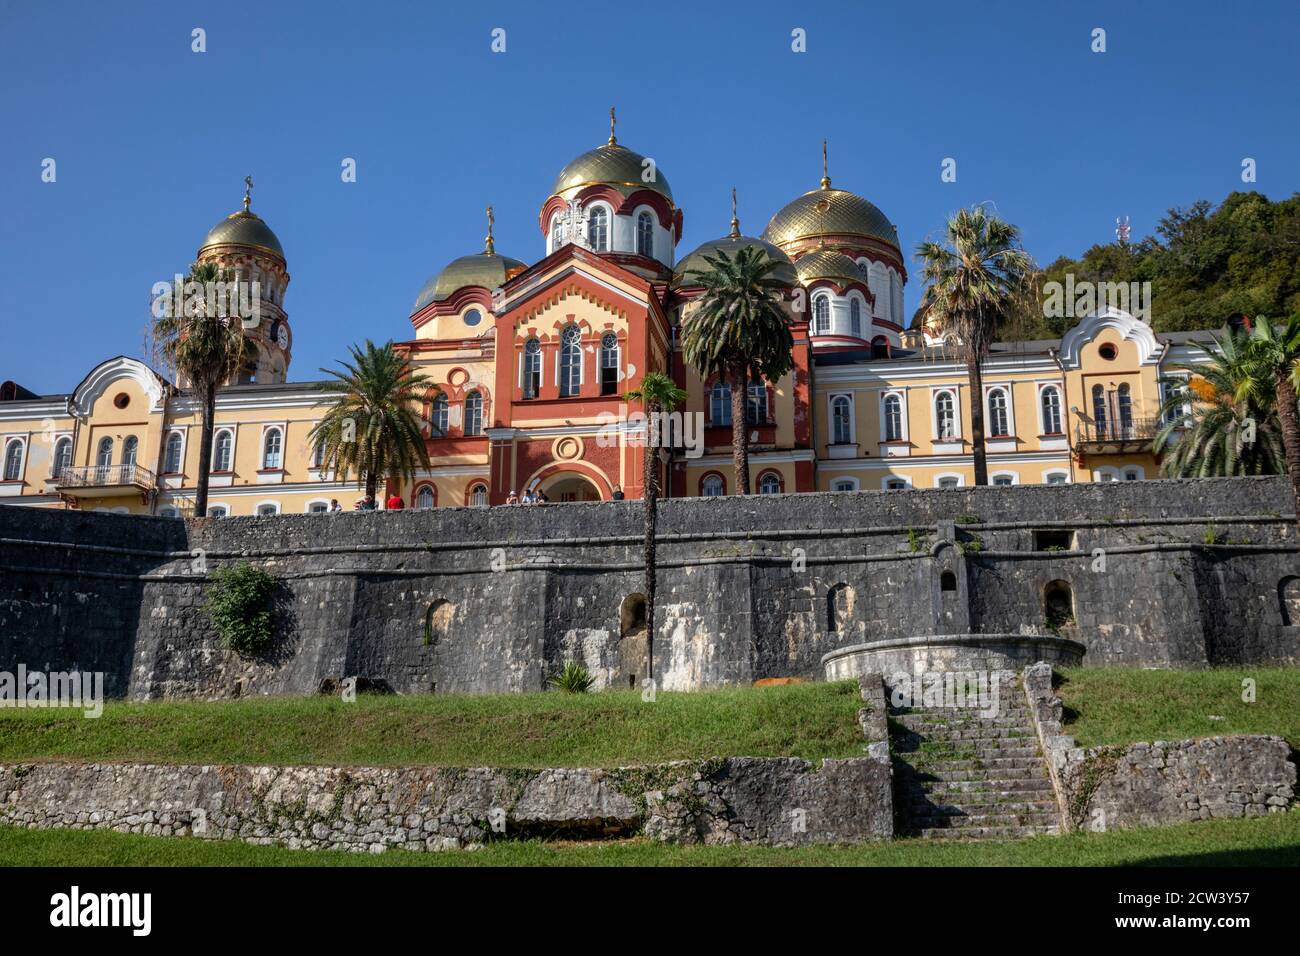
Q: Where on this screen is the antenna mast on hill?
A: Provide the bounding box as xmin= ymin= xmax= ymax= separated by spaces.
xmin=1115 ymin=216 xmax=1131 ymax=246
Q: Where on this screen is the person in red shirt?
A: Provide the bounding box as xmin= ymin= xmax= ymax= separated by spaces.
xmin=386 ymin=493 xmax=404 ymax=510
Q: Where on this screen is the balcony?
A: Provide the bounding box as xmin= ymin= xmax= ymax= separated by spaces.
xmin=55 ymin=463 xmax=157 ymax=499
xmin=1074 ymin=417 xmax=1158 ymax=455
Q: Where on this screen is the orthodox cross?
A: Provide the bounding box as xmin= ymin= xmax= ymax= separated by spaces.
xmin=243 ymin=175 xmax=253 ymax=212
xmin=730 ymin=186 xmax=741 ymax=238
xmin=485 ymin=205 xmax=496 ymax=255
xmin=820 ymin=140 xmax=831 ymax=189
xmin=608 ymin=106 xmax=617 ymax=146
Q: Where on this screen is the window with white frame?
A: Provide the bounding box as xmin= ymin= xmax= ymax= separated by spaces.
xmin=523 ymin=339 xmax=542 ymax=399
xmin=710 ymin=382 xmax=731 ymax=426
xmin=559 ymin=325 xmax=582 ymax=397
xmin=758 ymin=472 xmax=781 ymax=495
xmin=307 ymin=501 xmax=329 ymax=514
xmin=992 ymin=473 xmax=1016 ymax=486
xmin=164 ymin=431 xmax=184 ymax=473
xmin=213 ymin=430 xmax=233 ymax=471
xmin=1118 ymin=383 xmax=1134 ymax=434
xmin=882 ymin=393 xmax=903 ymax=441
xmin=261 ymin=428 xmax=282 ymax=470
xmin=587 ymin=206 xmax=608 ymax=252
xmin=636 ymin=211 xmax=654 ymax=258
xmin=469 ymin=483 xmax=489 ymax=506
xmin=122 ymin=435 xmax=138 ymax=468
xmin=96 ymin=436 xmax=113 ymax=469
xmin=1159 ymin=375 xmax=1190 ymax=427
xmin=550 ymin=217 xmax=564 ymax=252
xmin=831 ymin=395 xmax=853 ymax=444
xmin=2 ymin=439 xmax=23 ymax=481
xmin=464 ymin=391 xmax=483 ymax=436
xmin=746 ymin=383 xmax=768 ymax=425
xmin=701 ymin=474 xmax=725 ymax=497
xmin=832 ymin=478 xmax=858 ymax=492
xmin=256 ymin=502 xmax=280 ymax=516
xmin=1040 ymin=385 xmax=1063 ymax=435
xmin=936 ymin=475 xmax=961 ymax=489
xmin=52 ymin=437 xmax=72 ymax=478
xmin=988 ymin=388 xmax=1010 ymax=437
xmin=207 ymin=504 xmax=229 ymax=518
xmin=849 ymin=298 xmax=862 ymax=338
xmin=158 ymin=505 xmax=181 ymax=519
xmin=884 ymin=477 xmax=908 ymax=491
xmin=935 ymin=391 xmax=956 ymax=439
xmin=415 ymin=485 xmax=435 ymax=509
xmin=813 ymin=295 xmax=830 ymax=335
xmin=600 ymin=333 xmax=619 ymax=396
xmin=312 ymin=437 xmax=325 ymax=469
xmin=1045 ymin=471 xmax=1069 ymax=485
xmin=430 ymin=393 xmax=449 ymax=435
xmin=1122 ymin=466 xmax=1143 ymax=481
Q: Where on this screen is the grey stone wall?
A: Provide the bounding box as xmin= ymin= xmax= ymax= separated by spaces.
xmin=1 ymin=476 xmax=1298 ymax=699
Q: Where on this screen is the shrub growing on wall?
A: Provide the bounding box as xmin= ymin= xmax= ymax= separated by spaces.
xmin=204 ymin=562 xmax=277 ymax=657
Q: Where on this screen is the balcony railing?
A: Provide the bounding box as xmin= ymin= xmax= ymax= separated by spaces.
xmin=1075 ymin=417 xmax=1158 ymax=450
xmin=56 ymin=463 xmax=157 ymax=491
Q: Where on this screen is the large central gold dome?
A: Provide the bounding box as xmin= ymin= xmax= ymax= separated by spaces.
xmin=762 ymin=187 xmax=899 ymax=251
xmin=199 ymin=209 xmax=284 ymax=258
xmin=551 ymin=143 xmax=674 ymax=204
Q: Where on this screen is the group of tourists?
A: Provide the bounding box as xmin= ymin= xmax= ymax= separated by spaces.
xmin=504 ymin=488 xmax=550 ymax=506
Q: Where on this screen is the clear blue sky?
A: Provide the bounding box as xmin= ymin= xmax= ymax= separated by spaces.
xmin=3 ymin=0 xmax=1298 ymax=393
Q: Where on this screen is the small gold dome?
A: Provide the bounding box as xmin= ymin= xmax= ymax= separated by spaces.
xmin=199 ymin=209 xmax=284 ymax=259
xmin=551 ymin=143 xmax=674 ymax=204
xmin=673 ymin=236 xmax=798 ymax=287
xmin=413 ymin=252 xmax=528 ymax=313
xmin=793 ymin=248 xmax=868 ymax=286
xmin=762 ymin=187 xmax=899 ymax=251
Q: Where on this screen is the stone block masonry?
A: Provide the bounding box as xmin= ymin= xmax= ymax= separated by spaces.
xmin=1 ymin=476 xmax=1299 ymax=699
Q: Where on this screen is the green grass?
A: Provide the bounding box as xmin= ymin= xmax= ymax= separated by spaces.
xmin=1057 ymin=667 xmax=1300 ymax=749
xmin=0 ymin=682 xmax=865 ymax=769
xmin=2 ymin=812 xmax=1297 ymax=867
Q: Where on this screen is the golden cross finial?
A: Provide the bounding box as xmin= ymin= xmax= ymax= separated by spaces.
xmin=820 ymin=140 xmax=831 ymax=190
xmin=243 ymin=175 xmax=254 ymax=211
xmin=608 ymin=106 xmax=617 ymax=146
xmin=729 ymin=186 xmax=741 ymax=238
xmin=484 ymin=205 xmax=496 ymax=255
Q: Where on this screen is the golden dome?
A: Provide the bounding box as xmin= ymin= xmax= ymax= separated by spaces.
xmin=551 ymin=143 xmax=674 ymax=204
xmin=793 ymin=248 xmax=868 ymax=286
xmin=762 ymin=187 xmax=899 ymax=251
xmin=413 ymin=252 xmax=528 ymax=313
xmin=199 ymin=209 xmax=284 ymax=258
xmin=673 ymin=236 xmax=798 ymax=287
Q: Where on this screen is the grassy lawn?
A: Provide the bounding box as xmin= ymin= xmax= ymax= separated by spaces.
xmin=0 ymin=682 xmax=865 ymax=769
xmin=2 ymin=812 xmax=1297 ymax=867
xmin=1057 ymin=667 xmax=1300 ymax=749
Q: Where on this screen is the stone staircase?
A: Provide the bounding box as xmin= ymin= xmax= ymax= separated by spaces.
xmin=889 ymin=669 xmax=1061 ymax=840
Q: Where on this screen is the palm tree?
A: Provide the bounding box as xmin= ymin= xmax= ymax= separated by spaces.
xmin=1244 ymin=315 xmax=1300 ymax=527
xmin=310 ymin=340 xmax=432 ymax=502
xmin=624 ymin=371 xmax=687 ymax=685
xmin=152 ymin=261 xmax=256 ymax=517
xmin=1155 ymin=328 xmax=1284 ymax=478
xmin=915 ymin=207 xmax=1038 ymax=485
xmin=682 ymin=246 xmax=794 ymax=494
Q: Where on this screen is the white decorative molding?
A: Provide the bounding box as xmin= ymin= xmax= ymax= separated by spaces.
xmin=70 ymin=356 xmax=170 ymax=416
xmin=1057 ymin=307 xmax=1161 ymax=369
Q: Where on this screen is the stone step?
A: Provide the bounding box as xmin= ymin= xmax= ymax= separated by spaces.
xmin=907 ymin=765 xmax=1048 ymax=783
xmin=895 ymin=713 xmax=1031 ymax=729
xmin=905 ymin=756 xmax=1044 ymax=772
xmin=911 ymin=810 xmax=1060 ymax=829
xmin=916 ymin=778 xmax=1055 ymax=797
xmin=906 ymin=799 xmax=1058 ymax=817
xmin=918 ymin=824 xmax=1058 ymax=840
xmin=898 ymin=743 xmax=1043 ymax=759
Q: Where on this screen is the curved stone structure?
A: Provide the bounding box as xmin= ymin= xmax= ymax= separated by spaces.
xmin=822 ymin=633 xmax=1086 ymax=680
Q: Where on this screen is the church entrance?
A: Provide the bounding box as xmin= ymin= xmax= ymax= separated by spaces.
xmin=538 ymin=473 xmax=603 ymax=502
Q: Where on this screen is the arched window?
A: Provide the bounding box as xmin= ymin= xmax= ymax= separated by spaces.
xmin=164 ymin=432 xmax=184 ymax=473
xmin=812 ymin=295 xmax=830 ymax=335
xmin=636 ymin=211 xmax=654 ymax=258
xmin=52 ymin=437 xmax=72 ymax=478
xmin=988 ymin=388 xmax=1009 ymax=437
xmin=1118 ymin=383 xmax=1133 ymax=434
xmin=587 ymin=206 xmax=608 ymax=252
xmin=935 ymin=391 xmax=956 ymax=439
xmin=831 ymin=395 xmax=853 ymax=444
xmin=96 ymin=436 xmax=113 ymax=470
xmin=550 ymin=216 xmax=564 ymax=252
xmin=1092 ymin=383 xmax=1108 ymax=432
xmin=870 ymin=336 xmax=889 ymax=359
xmin=522 ymin=339 xmax=542 ymax=399
xmin=2 ymin=439 xmax=22 ymax=481
xmin=469 ymin=483 xmax=488 ymax=507
xmin=463 ymin=391 xmax=483 ymax=436
xmin=256 ymin=502 xmax=279 ymax=516
xmin=832 ymin=478 xmax=858 ymax=492
xmin=1041 ymin=386 xmax=1062 ymax=435
xmin=559 ymin=325 xmax=582 ymax=397
xmin=746 ymin=383 xmax=768 ymax=425
xmin=207 ymin=504 xmax=228 ymax=518
xmin=213 ymin=430 xmax=233 ymax=471
xmin=600 ymin=332 xmax=619 ymax=395
xmin=758 ymin=472 xmax=782 ymax=495
xmin=701 ymin=473 xmax=725 ymax=497
xmin=122 ymin=436 xmax=138 ymax=468
xmin=311 ymin=438 xmax=325 ymax=469
xmin=415 ymin=485 xmax=435 ymax=509
xmin=849 ymin=298 xmax=862 ymax=338
xmin=940 ymin=570 xmax=958 ymax=592
xmin=883 ymin=394 xmax=903 ymax=441
xmin=430 ymin=393 xmax=449 ymax=436
xmin=827 ymin=583 xmax=853 ymax=632
xmin=710 ymin=382 xmax=731 ymax=426
xmin=261 ymin=428 xmax=281 ymax=470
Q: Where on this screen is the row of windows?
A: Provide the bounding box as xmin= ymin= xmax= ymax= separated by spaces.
xmin=708 ymin=382 xmax=769 ymax=426
xmin=700 ymin=471 xmax=784 ymax=496
xmin=427 ymin=392 xmax=483 ymax=437
xmin=550 ymin=208 xmax=658 ymax=258
xmin=523 ymin=330 xmax=620 ymax=398
xmin=823 ymin=467 xmax=1143 ymax=492
xmin=198 ymin=482 xmax=491 ymax=518
xmin=828 ymin=385 xmax=1066 ymax=445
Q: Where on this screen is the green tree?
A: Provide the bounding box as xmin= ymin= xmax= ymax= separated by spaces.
xmin=624 ymin=371 xmax=687 ymax=684
xmin=682 ymin=246 xmax=794 ymax=494
xmin=1245 ymin=315 xmax=1300 ymax=527
xmin=915 ymin=207 xmax=1038 ymax=485
xmin=1154 ymin=328 xmax=1284 ymax=478
xmin=309 ymin=340 xmax=432 ymax=502
xmin=152 ymin=261 xmax=256 ymax=517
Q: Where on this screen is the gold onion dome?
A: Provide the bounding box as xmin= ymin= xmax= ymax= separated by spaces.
xmin=761 ymin=142 xmax=898 ymax=251
xmin=673 ymin=188 xmax=796 ymax=287
xmin=793 ymin=247 xmax=868 ymax=286
xmin=413 ymin=252 xmax=527 ymax=312
xmin=199 ymin=178 xmax=284 ymax=258
xmin=550 ymin=109 xmax=673 ymax=203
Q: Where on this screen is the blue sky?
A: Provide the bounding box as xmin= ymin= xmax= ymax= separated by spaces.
xmin=3 ymin=0 xmax=1298 ymax=393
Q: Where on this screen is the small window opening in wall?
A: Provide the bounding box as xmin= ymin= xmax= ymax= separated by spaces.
xmin=113 ymin=392 xmax=130 ymax=409
xmin=1279 ymin=576 xmax=1300 ymax=626
xmin=620 ymin=593 xmax=647 ymax=638
xmin=940 ymin=570 xmax=957 ymax=592
xmin=1098 ymin=343 xmax=1118 ymax=360
xmin=424 ymin=599 xmax=454 ymax=647
xmin=1034 ymin=529 xmax=1074 ymax=551
xmin=628 ymin=673 xmax=636 ymax=689
xmin=1044 ymin=580 xmax=1074 ymax=631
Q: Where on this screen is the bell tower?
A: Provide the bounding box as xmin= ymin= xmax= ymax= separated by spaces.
xmin=196 ymin=177 xmax=292 ymax=384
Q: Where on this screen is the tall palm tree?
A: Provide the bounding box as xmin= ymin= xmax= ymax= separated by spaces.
xmin=624 ymin=371 xmax=687 ymax=684
xmin=1244 ymin=315 xmax=1300 ymax=527
xmin=1155 ymin=328 xmax=1284 ymax=478
xmin=682 ymin=246 xmax=794 ymax=494
xmin=310 ymin=340 xmax=432 ymax=501
xmin=152 ymin=261 xmax=256 ymax=517
xmin=915 ymin=207 xmax=1038 ymax=485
